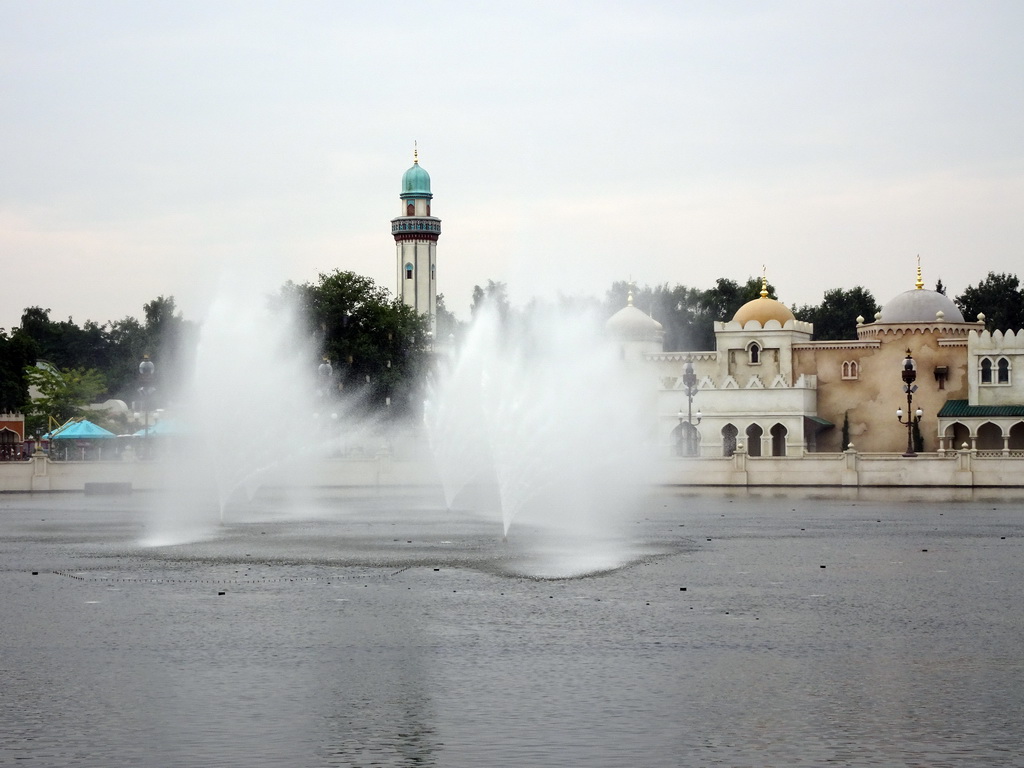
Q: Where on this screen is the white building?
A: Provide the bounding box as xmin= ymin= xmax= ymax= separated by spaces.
xmin=391 ymin=148 xmax=440 ymax=336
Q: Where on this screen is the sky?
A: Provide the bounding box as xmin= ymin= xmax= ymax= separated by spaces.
xmin=3 ymin=1 xmax=1024 ymax=331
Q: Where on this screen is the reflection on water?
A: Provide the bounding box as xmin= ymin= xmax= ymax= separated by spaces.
xmin=2 ymin=489 xmax=1023 ymax=767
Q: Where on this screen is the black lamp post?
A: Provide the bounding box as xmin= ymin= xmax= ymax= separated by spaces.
xmin=138 ymin=354 xmax=155 ymax=459
xmin=677 ymin=359 xmax=702 ymax=456
xmin=896 ymin=349 xmax=923 ymax=457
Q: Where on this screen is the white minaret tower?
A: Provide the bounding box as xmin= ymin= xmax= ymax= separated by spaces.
xmin=391 ymin=145 xmax=440 ymax=336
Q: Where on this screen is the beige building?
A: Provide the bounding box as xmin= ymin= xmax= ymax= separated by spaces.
xmin=608 ymin=268 xmax=1024 ymax=456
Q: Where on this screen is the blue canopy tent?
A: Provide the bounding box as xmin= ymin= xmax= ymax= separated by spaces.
xmin=44 ymin=419 xmax=117 ymax=460
xmin=47 ymin=420 xmax=117 ymax=440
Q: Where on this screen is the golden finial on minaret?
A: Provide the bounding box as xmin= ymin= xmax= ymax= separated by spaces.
xmin=915 ymin=255 xmax=924 ymax=290
xmin=760 ymin=268 xmax=769 ymax=299
xmin=413 ymin=140 xmax=419 ymax=164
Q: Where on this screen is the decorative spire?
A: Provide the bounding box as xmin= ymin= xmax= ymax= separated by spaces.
xmin=915 ymin=255 xmax=924 ymax=290
xmin=413 ymin=141 xmax=419 ymax=165
xmin=760 ymin=275 xmax=769 ymax=299
xmin=627 ymin=288 xmax=634 ymax=306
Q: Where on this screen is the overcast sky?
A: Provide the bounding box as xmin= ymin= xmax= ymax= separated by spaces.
xmin=3 ymin=1 xmax=1023 ymax=331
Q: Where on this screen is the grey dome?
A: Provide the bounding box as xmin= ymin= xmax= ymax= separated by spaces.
xmin=879 ymin=289 xmax=964 ymax=324
xmin=606 ymin=304 xmax=664 ymax=340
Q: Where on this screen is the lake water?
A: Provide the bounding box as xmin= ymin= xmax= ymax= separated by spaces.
xmin=2 ymin=488 xmax=1023 ymax=767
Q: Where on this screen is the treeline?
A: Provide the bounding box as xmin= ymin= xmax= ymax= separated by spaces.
xmin=455 ymin=271 xmax=1022 ymax=350
xmin=3 ymin=270 xmax=1024 ymax=434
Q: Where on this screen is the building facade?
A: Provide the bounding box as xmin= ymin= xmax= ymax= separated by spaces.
xmin=608 ymin=269 xmax=1024 ymax=456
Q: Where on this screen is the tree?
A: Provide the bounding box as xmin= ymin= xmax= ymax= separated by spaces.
xmin=605 ymin=281 xmax=712 ymax=350
xmin=435 ymin=293 xmax=462 ymax=344
xmin=21 ymin=365 xmax=107 ymax=436
xmin=290 ymin=270 xmax=431 ymax=417
xmin=955 ymin=272 xmax=1024 ymax=332
xmin=470 ymin=280 xmax=512 ymax=324
xmin=794 ymin=287 xmax=880 ymax=341
xmin=0 ymin=331 xmax=37 ymax=413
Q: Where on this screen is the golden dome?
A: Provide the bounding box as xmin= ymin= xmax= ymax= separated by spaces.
xmin=732 ymin=278 xmax=795 ymax=326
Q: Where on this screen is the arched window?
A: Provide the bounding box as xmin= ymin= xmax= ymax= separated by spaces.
xmin=405 ymin=263 xmax=414 ymax=280
xmin=406 ymin=202 xmax=415 ymax=216
xmin=842 ymin=361 xmax=859 ymax=380
xmin=998 ymin=357 xmax=1010 ymax=384
xmin=748 ymin=342 xmax=761 ymax=365
xmin=746 ymin=423 xmax=763 ymax=457
xmin=722 ymin=424 xmax=738 ymax=457
xmin=981 ymin=357 xmax=993 ymax=384
xmin=771 ymin=424 xmax=787 ymax=456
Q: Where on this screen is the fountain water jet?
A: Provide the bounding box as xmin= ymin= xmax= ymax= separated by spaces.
xmin=427 ymin=303 xmax=659 ymax=575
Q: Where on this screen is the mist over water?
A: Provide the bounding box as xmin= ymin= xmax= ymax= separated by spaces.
xmin=142 ymin=278 xmax=323 ymax=546
xmin=427 ymin=304 xmax=659 ymax=576
xmin=143 ymin=288 xmax=659 ymax=577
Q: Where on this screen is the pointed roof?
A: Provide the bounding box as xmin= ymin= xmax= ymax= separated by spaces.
xmin=46 ymin=419 xmax=116 ymax=440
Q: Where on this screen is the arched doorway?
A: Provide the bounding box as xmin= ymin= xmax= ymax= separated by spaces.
xmin=746 ymin=424 xmax=763 ymax=457
xmin=944 ymin=422 xmax=970 ymax=451
xmin=770 ymin=423 xmax=787 ymax=456
xmin=977 ymin=422 xmax=1003 ymax=451
xmin=1009 ymin=422 xmax=1024 ymax=451
xmin=722 ymin=424 xmax=738 ymax=457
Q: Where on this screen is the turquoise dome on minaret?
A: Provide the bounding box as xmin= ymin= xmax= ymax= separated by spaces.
xmin=401 ymin=148 xmax=432 ymax=198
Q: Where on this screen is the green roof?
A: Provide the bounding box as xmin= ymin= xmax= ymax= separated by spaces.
xmin=938 ymin=399 xmax=1024 ymax=418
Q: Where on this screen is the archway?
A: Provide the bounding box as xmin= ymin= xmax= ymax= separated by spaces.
xmin=770 ymin=424 xmax=787 ymax=456
xmin=1009 ymin=422 xmax=1024 ymax=451
xmin=722 ymin=424 xmax=737 ymax=457
xmin=944 ymin=422 xmax=970 ymax=451
xmin=746 ymin=424 xmax=763 ymax=457
xmin=977 ymin=422 xmax=1003 ymax=451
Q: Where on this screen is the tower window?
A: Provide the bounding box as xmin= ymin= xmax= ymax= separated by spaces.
xmin=998 ymin=357 xmax=1010 ymax=384
xmin=430 ymin=264 xmax=435 ymax=280
xmin=405 ymin=263 xmax=413 ymax=280
xmin=407 ymin=202 xmax=414 ymax=216
xmin=981 ymin=357 xmax=992 ymax=384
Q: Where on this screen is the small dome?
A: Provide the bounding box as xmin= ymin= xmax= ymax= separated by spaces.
xmin=732 ymin=296 xmax=795 ymax=326
xmin=878 ymin=289 xmax=963 ymax=324
xmin=401 ymin=162 xmax=431 ymax=196
xmin=606 ymin=298 xmax=664 ymax=340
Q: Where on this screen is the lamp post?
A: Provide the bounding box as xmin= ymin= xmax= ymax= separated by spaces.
xmin=677 ymin=359 xmax=702 ymax=456
xmin=138 ymin=354 xmax=155 ymax=459
xmin=896 ymin=349 xmax=923 ymax=457
xmin=317 ymin=357 xmax=333 ymax=397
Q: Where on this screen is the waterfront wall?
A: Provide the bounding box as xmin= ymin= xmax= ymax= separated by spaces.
xmin=3 ymin=449 xmax=1024 ymax=492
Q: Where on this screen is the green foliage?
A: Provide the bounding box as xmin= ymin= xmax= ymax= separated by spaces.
xmin=435 ymin=293 xmax=462 ymax=344
xmin=794 ymin=287 xmax=880 ymax=341
xmin=471 ymin=280 xmax=512 ymax=323
xmin=955 ymin=272 xmax=1024 ymax=332
xmin=21 ymin=365 xmax=107 ymax=436
xmin=12 ymin=299 xmax=194 ymax=405
xmin=289 ymin=270 xmax=431 ymax=417
xmin=604 ymin=276 xmax=770 ymax=351
xmin=0 ymin=331 xmax=37 ymax=412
